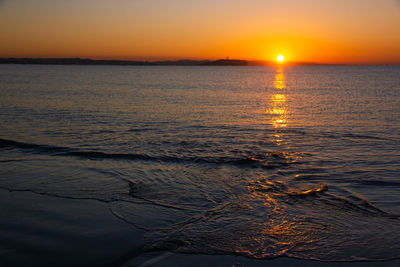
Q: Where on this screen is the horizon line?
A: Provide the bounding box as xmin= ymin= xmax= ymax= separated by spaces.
xmin=0 ymin=57 xmax=399 ymax=66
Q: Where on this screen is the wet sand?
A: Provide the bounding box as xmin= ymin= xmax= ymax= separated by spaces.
xmin=1 ymin=188 xmax=399 ymax=267
xmin=0 ymin=188 xmax=144 ymax=266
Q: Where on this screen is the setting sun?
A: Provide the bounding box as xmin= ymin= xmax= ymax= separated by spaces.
xmin=277 ymin=55 xmax=285 ymax=62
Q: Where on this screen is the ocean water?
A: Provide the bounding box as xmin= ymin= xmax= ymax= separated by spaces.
xmin=0 ymin=64 xmax=399 ymax=261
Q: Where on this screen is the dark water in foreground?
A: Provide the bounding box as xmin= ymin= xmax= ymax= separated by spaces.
xmin=0 ymin=65 xmax=399 ymax=261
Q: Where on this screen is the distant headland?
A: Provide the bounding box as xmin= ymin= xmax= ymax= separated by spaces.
xmin=1 ymin=58 xmax=397 ymax=66
xmin=0 ymin=58 xmax=326 ymax=66
xmin=4 ymin=58 xmax=395 ymax=66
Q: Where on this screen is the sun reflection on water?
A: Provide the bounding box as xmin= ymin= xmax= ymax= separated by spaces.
xmin=234 ymin=67 xmax=306 ymax=258
xmin=234 ymin=177 xmax=320 ymax=258
xmin=267 ymin=69 xmax=288 ymax=129
xmin=274 ymin=73 xmax=286 ymax=90
xmin=234 ymin=67 xmax=324 ymax=258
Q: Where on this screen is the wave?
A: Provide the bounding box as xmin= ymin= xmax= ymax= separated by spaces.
xmin=248 ymin=180 xmax=329 ymax=199
xmin=116 ymin=178 xmax=400 ymax=261
xmin=317 ymin=131 xmax=391 ymax=141
xmin=247 ymin=179 xmax=398 ymax=217
xmin=355 ymin=179 xmax=400 ymax=187
xmin=0 ymin=138 xmax=69 ymax=152
xmin=0 ymin=138 xmax=300 ymax=169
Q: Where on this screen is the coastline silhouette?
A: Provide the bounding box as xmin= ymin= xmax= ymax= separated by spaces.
xmin=0 ymin=57 xmax=327 ymax=66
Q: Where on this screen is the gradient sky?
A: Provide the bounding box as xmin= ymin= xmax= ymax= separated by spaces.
xmin=1 ymin=0 xmax=400 ymax=63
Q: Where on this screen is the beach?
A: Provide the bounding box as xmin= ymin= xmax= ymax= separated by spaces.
xmin=1 ymin=188 xmax=400 ymax=266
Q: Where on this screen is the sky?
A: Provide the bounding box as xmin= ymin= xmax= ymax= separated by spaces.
xmin=1 ymin=0 xmax=400 ymax=63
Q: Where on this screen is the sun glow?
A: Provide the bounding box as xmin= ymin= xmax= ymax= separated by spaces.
xmin=277 ymin=55 xmax=285 ymax=62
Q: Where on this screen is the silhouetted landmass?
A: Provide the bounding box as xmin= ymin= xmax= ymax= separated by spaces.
xmin=0 ymin=58 xmax=266 ymax=66
xmin=201 ymin=59 xmax=247 ymax=66
xmin=153 ymin=59 xmax=211 ymax=65
xmin=0 ymin=58 xmax=154 ymax=66
xmin=0 ymin=58 xmax=376 ymax=66
xmin=0 ymin=58 xmax=247 ymax=66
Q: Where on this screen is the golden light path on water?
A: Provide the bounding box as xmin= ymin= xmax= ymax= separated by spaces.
xmin=234 ymin=67 xmax=311 ymax=258
xmin=232 ymin=67 xmax=400 ymax=260
xmin=269 ymin=68 xmax=288 ymax=129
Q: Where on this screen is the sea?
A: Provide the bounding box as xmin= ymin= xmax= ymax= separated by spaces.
xmin=0 ymin=64 xmax=399 ymax=261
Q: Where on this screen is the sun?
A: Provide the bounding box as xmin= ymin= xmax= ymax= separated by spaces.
xmin=277 ymin=55 xmax=285 ymax=62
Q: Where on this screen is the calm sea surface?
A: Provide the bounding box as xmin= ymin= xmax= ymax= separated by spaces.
xmin=0 ymin=65 xmax=399 ymax=261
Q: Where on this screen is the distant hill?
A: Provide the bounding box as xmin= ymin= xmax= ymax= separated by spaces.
xmin=200 ymin=59 xmax=247 ymax=66
xmin=0 ymin=58 xmax=348 ymax=66
xmin=0 ymin=58 xmax=246 ymax=66
xmin=0 ymin=58 xmax=154 ymax=65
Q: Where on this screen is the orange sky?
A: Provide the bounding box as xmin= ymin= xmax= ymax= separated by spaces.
xmin=1 ymin=0 xmax=400 ymax=64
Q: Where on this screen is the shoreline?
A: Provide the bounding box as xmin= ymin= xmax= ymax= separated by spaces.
xmin=0 ymin=188 xmax=144 ymax=266
xmin=1 ymin=188 xmax=400 ymax=266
